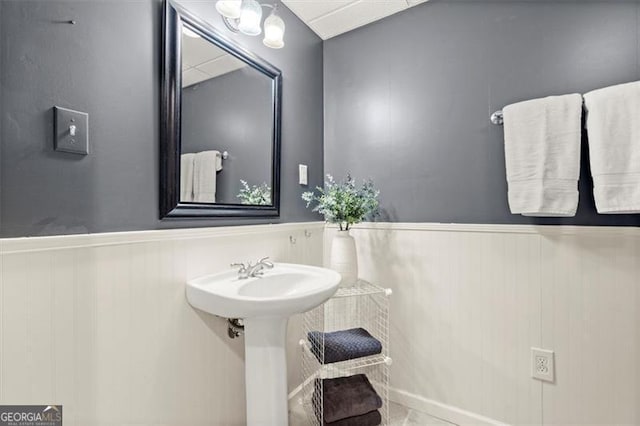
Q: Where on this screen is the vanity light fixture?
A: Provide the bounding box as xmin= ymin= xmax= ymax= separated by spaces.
xmin=215 ymin=0 xmax=242 ymax=19
xmin=215 ymin=0 xmax=285 ymax=49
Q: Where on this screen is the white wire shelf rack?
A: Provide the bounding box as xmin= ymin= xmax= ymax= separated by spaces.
xmin=301 ymin=279 xmax=392 ymax=425
xmin=332 ymin=279 xmax=393 ymax=298
xmin=299 ymin=340 xmax=392 ymax=372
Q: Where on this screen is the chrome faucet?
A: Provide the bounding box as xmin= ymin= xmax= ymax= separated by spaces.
xmin=249 ymin=256 xmax=274 ymax=277
xmin=231 ymin=257 xmax=274 ymax=279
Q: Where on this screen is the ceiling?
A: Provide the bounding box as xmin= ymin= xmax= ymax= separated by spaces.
xmin=182 ymin=32 xmax=247 ymax=88
xmin=181 ymin=0 xmax=431 ymax=85
xmin=281 ymin=0 xmax=430 ymax=40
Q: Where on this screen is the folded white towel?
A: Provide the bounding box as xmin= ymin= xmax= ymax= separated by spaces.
xmin=503 ymin=93 xmax=583 ymax=217
xmin=193 ymin=150 xmax=221 ymax=203
xmin=215 ymin=152 xmax=223 ymax=172
xmin=180 ymin=153 xmax=195 ymax=202
xmin=584 ymin=81 xmax=640 ymax=213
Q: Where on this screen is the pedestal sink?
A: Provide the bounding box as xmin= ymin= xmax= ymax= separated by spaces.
xmin=186 ymin=263 xmax=341 ymax=426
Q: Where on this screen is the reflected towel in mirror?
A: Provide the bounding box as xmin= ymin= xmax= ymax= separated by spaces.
xmin=180 ymin=153 xmax=195 ymax=202
xmin=193 ymin=150 xmax=223 ymax=203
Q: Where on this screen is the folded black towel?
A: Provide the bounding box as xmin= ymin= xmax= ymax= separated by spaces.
xmin=325 ymin=410 xmax=381 ymax=426
xmin=313 ymin=374 xmax=383 ymax=424
xmin=308 ymin=328 xmax=382 ymax=364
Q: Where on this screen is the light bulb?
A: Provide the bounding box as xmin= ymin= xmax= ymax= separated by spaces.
xmin=238 ymin=0 xmax=262 ymax=36
xmin=215 ymin=0 xmax=242 ymax=19
xmin=263 ymin=11 xmax=285 ymax=49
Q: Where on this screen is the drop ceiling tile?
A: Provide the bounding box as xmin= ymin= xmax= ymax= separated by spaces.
xmin=309 ymin=0 xmax=408 ymax=40
xmin=282 ymin=0 xmax=431 ymax=40
xmin=282 ymin=0 xmax=356 ymax=23
xmin=196 ymin=55 xmax=247 ymax=79
xmin=182 ymin=67 xmax=210 ymax=87
xmin=182 ymin=36 xmax=227 ymax=68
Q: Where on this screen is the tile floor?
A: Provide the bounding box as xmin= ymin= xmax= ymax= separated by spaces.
xmin=289 ymin=400 xmax=456 ymax=425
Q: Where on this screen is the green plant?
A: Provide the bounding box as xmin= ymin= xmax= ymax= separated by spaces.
xmin=302 ymin=174 xmax=379 ymax=231
xmin=237 ymin=180 xmax=271 ymax=205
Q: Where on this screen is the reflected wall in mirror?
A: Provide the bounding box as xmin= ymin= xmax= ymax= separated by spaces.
xmin=161 ymin=0 xmax=282 ymax=218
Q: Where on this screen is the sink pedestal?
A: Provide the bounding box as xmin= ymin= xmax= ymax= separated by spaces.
xmin=186 ymin=263 xmax=341 ymax=426
xmin=244 ymin=316 xmax=289 ymax=426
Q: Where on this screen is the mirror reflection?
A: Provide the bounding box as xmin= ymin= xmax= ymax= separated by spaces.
xmin=179 ymin=24 xmax=274 ymax=206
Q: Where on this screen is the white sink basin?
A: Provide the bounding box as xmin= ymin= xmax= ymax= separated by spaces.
xmin=185 ymin=263 xmax=341 ymax=426
xmin=186 ymin=263 xmax=341 ymax=319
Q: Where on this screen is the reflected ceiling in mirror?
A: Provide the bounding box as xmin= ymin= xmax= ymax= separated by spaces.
xmin=181 ymin=29 xmax=247 ymax=87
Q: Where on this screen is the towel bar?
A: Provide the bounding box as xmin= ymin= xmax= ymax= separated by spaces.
xmin=491 ymin=108 xmax=587 ymax=128
xmin=490 ymin=110 xmax=504 ymax=125
xmin=492 ymin=98 xmax=586 ymax=126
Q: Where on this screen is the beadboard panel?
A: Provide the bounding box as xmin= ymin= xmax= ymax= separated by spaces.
xmin=325 ymin=223 xmax=640 ymax=425
xmin=0 ymin=222 xmax=324 ymax=426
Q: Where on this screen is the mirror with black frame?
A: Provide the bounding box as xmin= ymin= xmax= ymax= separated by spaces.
xmin=161 ymin=0 xmax=282 ymax=218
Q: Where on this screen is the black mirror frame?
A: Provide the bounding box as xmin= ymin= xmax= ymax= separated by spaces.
xmin=160 ymin=0 xmax=282 ymax=219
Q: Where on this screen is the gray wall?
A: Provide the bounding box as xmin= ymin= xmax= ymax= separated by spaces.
xmin=181 ymin=68 xmax=272 ymax=204
xmin=0 ymin=0 xmax=324 ymax=237
xmin=324 ymin=0 xmax=640 ymax=226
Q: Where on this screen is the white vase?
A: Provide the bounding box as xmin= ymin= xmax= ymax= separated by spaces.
xmin=330 ymin=230 xmax=358 ymax=287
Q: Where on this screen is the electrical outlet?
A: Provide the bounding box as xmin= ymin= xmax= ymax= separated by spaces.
xmin=531 ymin=347 xmax=555 ymax=382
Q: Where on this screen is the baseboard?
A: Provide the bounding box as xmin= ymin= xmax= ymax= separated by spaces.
xmin=388 ymin=387 xmax=510 ymax=426
xmin=291 ymin=383 xmax=508 ymax=425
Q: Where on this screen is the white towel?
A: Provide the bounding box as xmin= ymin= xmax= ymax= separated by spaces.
xmin=503 ymin=93 xmax=583 ymax=217
xmin=584 ymin=81 xmax=640 ymax=213
xmin=180 ymin=153 xmax=195 ymax=202
xmin=193 ymin=150 xmax=222 ymax=203
xmin=215 ymin=152 xmax=223 ymax=172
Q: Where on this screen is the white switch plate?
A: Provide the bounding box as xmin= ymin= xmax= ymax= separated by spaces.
xmin=298 ymin=164 xmax=308 ymax=185
xmin=531 ymin=347 xmax=555 ymax=382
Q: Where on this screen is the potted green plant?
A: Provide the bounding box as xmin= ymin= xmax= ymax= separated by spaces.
xmin=302 ymin=174 xmax=379 ymax=286
xmin=237 ymin=180 xmax=271 ymax=205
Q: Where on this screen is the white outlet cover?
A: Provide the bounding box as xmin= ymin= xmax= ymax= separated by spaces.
xmin=531 ymin=347 xmax=555 ymax=382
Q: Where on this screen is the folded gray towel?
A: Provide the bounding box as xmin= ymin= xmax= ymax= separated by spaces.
xmin=313 ymin=374 xmax=383 ymax=424
xmin=308 ymin=328 xmax=382 ymax=364
xmin=325 ymin=410 xmax=381 ymax=426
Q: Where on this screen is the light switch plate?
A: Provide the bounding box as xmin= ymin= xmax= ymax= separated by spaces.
xmin=54 ymin=106 xmax=89 ymax=155
xmin=299 ymin=164 xmax=308 ymax=185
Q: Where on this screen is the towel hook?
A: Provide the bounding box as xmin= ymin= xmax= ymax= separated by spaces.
xmin=222 ymin=151 xmax=229 ymax=160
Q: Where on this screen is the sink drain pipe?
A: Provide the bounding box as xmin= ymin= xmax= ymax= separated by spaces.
xmin=228 ymin=318 xmax=244 ymax=338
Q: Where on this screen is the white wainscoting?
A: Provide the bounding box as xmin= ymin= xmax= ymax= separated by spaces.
xmin=326 ymin=223 xmax=640 ymax=426
xmin=0 ymin=222 xmax=324 ymax=426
